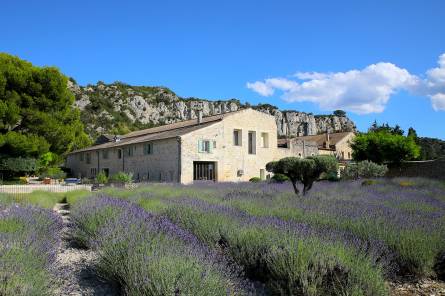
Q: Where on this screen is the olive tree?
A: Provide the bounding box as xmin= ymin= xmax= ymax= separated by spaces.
xmin=266 ymin=155 xmax=338 ymax=195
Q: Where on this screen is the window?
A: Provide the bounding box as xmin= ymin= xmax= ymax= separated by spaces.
xmin=341 ymin=151 xmax=345 ymax=159
xmin=260 ymin=133 xmax=269 ymax=148
xmin=233 ymin=129 xmax=242 ymax=146
xmin=117 ymin=149 xmax=122 ymax=159
xmin=248 ymin=131 xmax=256 ymax=154
xmin=80 ymin=153 xmax=84 ymax=161
xmin=143 ymin=143 xmax=153 ymax=155
xmin=125 ymin=146 xmax=135 ymax=157
xmin=348 ymin=152 xmax=351 ymax=159
xmin=102 ymin=150 xmax=108 ymax=159
xmin=90 ymin=168 xmax=97 ymax=176
xmin=102 ymin=168 xmax=109 ymax=177
xmin=198 ymin=140 xmax=212 ymax=153
xmin=86 ymin=153 xmax=91 ymax=164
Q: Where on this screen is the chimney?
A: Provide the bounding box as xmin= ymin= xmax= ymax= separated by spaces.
xmin=197 ymin=109 xmax=203 ymax=124
xmin=324 ymin=131 xmax=330 ymax=148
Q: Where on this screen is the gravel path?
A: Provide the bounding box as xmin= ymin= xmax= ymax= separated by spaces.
xmin=53 ymin=203 xmax=120 ymax=296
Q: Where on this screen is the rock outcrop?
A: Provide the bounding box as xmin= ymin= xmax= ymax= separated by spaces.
xmin=68 ymin=81 xmax=356 ymax=139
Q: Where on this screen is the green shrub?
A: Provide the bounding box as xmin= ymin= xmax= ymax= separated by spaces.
xmin=361 ymin=179 xmax=379 ymax=186
xmin=342 ymin=161 xmax=388 ymax=180
xmin=271 ymin=173 xmax=289 ymax=183
xmin=95 ymin=171 xmax=108 ymax=184
xmin=324 ymin=171 xmax=340 ymax=182
xmin=249 ymin=177 xmax=261 ymax=183
xmin=39 ymin=167 xmax=67 ymax=179
xmin=110 ymin=171 xmax=133 ymax=184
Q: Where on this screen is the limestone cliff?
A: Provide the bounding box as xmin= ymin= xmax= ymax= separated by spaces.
xmin=68 ymin=81 xmax=356 ymax=139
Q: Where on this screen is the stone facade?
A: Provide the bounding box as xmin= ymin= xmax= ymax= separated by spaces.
xmin=292 ymin=132 xmax=355 ymax=161
xmin=276 ymin=139 xmax=319 ymax=159
xmin=66 ymin=138 xmax=180 ymax=182
xmin=66 ymin=109 xmax=319 ymax=183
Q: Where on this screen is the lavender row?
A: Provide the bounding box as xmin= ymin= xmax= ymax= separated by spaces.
xmin=70 ymin=196 xmax=251 ymax=295
xmin=0 ymin=204 xmax=63 ymax=295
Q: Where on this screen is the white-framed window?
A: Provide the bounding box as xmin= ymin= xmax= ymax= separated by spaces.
xmin=260 ymin=132 xmax=269 ymax=148
xmin=198 ymin=139 xmax=213 ymax=153
xmin=233 ymin=129 xmax=242 ymax=146
xmin=143 ymin=143 xmax=153 ymax=155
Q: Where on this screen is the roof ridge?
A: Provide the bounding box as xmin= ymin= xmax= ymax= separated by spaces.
xmin=123 ymin=108 xmax=245 ymax=139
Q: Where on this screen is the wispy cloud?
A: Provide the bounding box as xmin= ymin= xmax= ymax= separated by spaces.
xmin=247 ymin=53 xmax=445 ymax=114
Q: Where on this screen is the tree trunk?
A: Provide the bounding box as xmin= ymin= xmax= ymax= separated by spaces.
xmin=290 ymin=179 xmax=300 ymax=195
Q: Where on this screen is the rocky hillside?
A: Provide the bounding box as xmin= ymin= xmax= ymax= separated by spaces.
xmin=68 ymin=80 xmax=356 ymax=139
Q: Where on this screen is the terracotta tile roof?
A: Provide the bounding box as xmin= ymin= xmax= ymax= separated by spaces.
xmin=69 ymin=109 xmax=245 ymax=153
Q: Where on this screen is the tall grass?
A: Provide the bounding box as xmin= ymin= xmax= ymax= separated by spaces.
xmin=0 ymin=190 xmax=90 ymax=208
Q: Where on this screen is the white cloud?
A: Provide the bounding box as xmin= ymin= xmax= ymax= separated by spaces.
xmin=425 ymin=53 xmax=445 ymax=110
xmin=247 ymin=53 xmax=445 ymax=113
xmin=246 ymin=81 xmax=274 ymax=96
xmin=431 ymin=93 xmax=445 ymax=111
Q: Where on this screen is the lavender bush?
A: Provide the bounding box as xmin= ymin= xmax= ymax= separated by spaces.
xmin=0 ymin=204 xmax=63 ymax=295
xmin=99 ymin=178 xmax=444 ymax=295
xmin=70 ymin=196 xmax=250 ymax=295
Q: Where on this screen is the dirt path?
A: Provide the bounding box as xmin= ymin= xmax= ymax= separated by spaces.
xmin=53 ymin=202 xmax=119 ymax=296
xmin=389 ymin=279 xmax=445 ymax=296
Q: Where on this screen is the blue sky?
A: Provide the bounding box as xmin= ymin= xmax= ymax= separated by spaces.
xmin=1 ymin=0 xmax=444 ymax=138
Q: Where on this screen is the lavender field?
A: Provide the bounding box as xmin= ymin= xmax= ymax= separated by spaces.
xmin=1 ymin=178 xmax=444 ymax=295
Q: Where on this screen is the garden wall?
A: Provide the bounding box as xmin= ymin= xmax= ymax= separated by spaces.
xmin=387 ymin=158 xmax=445 ymax=180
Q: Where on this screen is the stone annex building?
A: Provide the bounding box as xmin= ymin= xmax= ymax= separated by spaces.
xmin=66 ymin=108 xmax=353 ymax=183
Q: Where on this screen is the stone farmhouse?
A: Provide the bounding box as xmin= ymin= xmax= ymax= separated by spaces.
xmin=66 ymin=108 xmax=319 ymax=183
xmin=278 ymin=131 xmax=355 ymax=161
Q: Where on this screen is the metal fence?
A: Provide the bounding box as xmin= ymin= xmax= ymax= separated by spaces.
xmin=0 ymin=184 xmax=93 ymax=196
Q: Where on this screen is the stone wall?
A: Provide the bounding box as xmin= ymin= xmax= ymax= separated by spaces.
xmin=276 ymin=139 xmax=319 ymax=159
xmin=386 ymin=158 xmax=445 ymax=180
xmin=66 ymin=138 xmax=180 ymax=182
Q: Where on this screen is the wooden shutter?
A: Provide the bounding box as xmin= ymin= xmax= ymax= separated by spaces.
xmin=198 ymin=140 xmax=203 ymax=152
